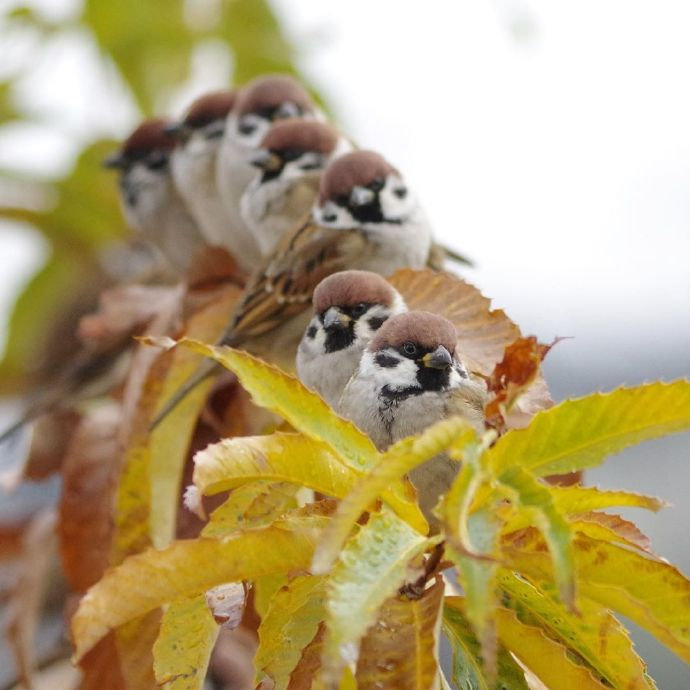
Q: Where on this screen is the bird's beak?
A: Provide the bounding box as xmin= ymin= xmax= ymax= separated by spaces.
xmin=349 ymin=185 xmax=375 ymax=207
xmin=323 ymin=309 xmax=352 ymax=331
xmin=422 ymin=345 xmax=452 ymax=370
xmin=249 ymin=149 xmax=283 ymax=172
xmin=103 ymin=152 xmax=126 ymax=169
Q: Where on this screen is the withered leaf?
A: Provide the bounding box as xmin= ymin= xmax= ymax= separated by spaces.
xmin=58 ymin=403 xmax=121 ymax=591
xmin=388 ymin=269 xmax=521 ymax=375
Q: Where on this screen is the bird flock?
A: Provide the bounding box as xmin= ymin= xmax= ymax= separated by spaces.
xmin=10 ymin=74 xmax=489 ymax=515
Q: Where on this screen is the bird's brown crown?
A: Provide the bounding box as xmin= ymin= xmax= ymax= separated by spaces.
xmin=370 ymin=311 xmax=457 ymax=354
xmin=318 ymin=151 xmax=399 ymax=204
xmin=313 ymin=271 xmax=397 ymax=314
xmin=184 ymin=90 xmax=237 ymax=128
xmin=261 ymin=120 xmax=339 ymax=155
xmin=120 ymin=118 xmax=176 ymax=156
xmin=235 ymin=75 xmax=314 ymax=116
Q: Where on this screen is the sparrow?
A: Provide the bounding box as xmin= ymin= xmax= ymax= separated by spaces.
xmin=337 ymin=311 xmax=487 ymax=520
xmin=105 ymin=118 xmax=205 ymax=275
xmin=215 ymin=75 xmax=322 ymax=271
xmin=166 ymin=90 xmax=243 ymax=252
xmin=150 ymin=149 xmax=434 ymax=427
xmin=296 ymin=270 xmax=407 ymax=407
xmin=240 ymin=119 xmax=352 ymax=257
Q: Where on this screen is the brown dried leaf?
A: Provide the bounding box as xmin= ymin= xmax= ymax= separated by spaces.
xmin=5 ymin=509 xmax=57 ymax=690
xmin=574 ymin=512 xmax=653 ymax=553
xmin=355 ymin=576 xmax=445 ymax=690
xmin=78 ymin=632 xmax=126 ymax=690
xmin=58 ymin=403 xmax=122 ymax=592
xmin=288 ymin=623 xmax=326 ymax=690
xmin=388 ymin=269 xmax=521 ymax=375
xmin=77 ymin=284 xmax=182 ymax=348
xmin=484 ymin=336 xmax=557 ymax=432
xmin=184 ymin=245 xmax=248 ymax=293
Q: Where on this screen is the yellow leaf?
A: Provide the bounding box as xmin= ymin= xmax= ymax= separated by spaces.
xmin=323 ymin=508 xmax=437 ymax=683
xmin=153 ymin=595 xmax=219 ymax=690
xmin=312 ymin=418 xmax=473 ymax=574
xmin=503 ymin=531 xmax=690 ymax=663
xmin=446 ymin=598 xmax=610 ymax=690
xmin=497 ymin=570 xmax=656 ymax=689
xmin=550 ymin=485 xmax=667 ymax=514
xmin=354 ymin=576 xmax=445 ymax=690
xmin=255 ymin=575 xmax=327 ymax=690
xmin=487 ymin=381 xmax=690 ymax=476
xmin=442 ymin=603 xmax=529 ymax=690
xmin=201 ymin=481 xmax=299 ymax=537
xmin=149 ymin=287 xmax=241 ymax=548
xmin=178 ymin=340 xmax=378 ymax=470
xmin=194 ymin=433 xmax=361 ymax=501
xmin=72 ymin=525 xmax=317 ymax=661
xmin=176 ymin=340 xmax=425 ymax=531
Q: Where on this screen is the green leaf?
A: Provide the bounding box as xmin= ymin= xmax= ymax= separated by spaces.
xmin=503 ymin=531 xmax=690 ymax=663
xmin=497 ymin=570 xmax=656 ymax=689
xmin=498 ymin=466 xmax=574 ymax=606
xmin=487 ymin=381 xmax=690 ymax=476
xmin=442 ymin=602 xmax=529 ymax=690
xmin=255 ymin=575 xmax=327 ymax=690
xmin=72 ymin=523 xmax=318 ymax=661
xmin=153 ymin=595 xmax=219 ymax=690
xmin=312 ymin=418 xmax=474 ymax=574
xmin=322 ymin=508 xmax=437 ymax=683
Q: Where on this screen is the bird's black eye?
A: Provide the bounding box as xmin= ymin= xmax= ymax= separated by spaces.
xmin=282 ymin=148 xmax=302 ymax=162
xmin=322 ymin=211 xmax=338 ymax=222
xmin=351 ymin=303 xmax=368 ymax=317
xmin=394 ymin=186 xmax=407 ymax=199
xmin=239 ymin=121 xmax=256 ymax=136
xmin=146 ymin=152 xmax=168 ymax=170
xmin=402 ymin=342 xmax=418 ymax=357
xmin=368 ymin=177 xmax=384 ymax=192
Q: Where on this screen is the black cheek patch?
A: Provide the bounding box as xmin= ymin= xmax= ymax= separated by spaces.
xmin=306 ymin=325 xmax=317 ymax=339
xmin=368 ymin=317 xmax=385 ymax=331
xmin=375 ymin=353 xmax=399 ymax=368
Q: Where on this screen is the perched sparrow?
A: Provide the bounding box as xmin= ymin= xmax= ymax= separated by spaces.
xmin=167 ymin=90 xmax=242 ymax=252
xmin=241 ymin=119 xmax=352 ymax=257
xmin=105 ymin=118 xmax=205 ymax=274
xmin=337 ymin=311 xmax=487 ymax=520
xmin=296 ymin=271 xmax=407 ymax=407
xmin=151 ymin=149 xmax=433 ymax=427
xmin=215 ymin=75 xmax=321 ymax=270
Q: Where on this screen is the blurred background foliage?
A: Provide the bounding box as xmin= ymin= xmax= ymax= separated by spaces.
xmin=0 ymin=0 xmax=321 ymax=393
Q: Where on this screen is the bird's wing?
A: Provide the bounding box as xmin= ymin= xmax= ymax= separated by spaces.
xmin=226 ymin=216 xmax=368 ymax=342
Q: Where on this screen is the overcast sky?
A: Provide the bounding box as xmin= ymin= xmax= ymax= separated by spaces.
xmin=0 ymin=2 xmax=688 ymax=684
